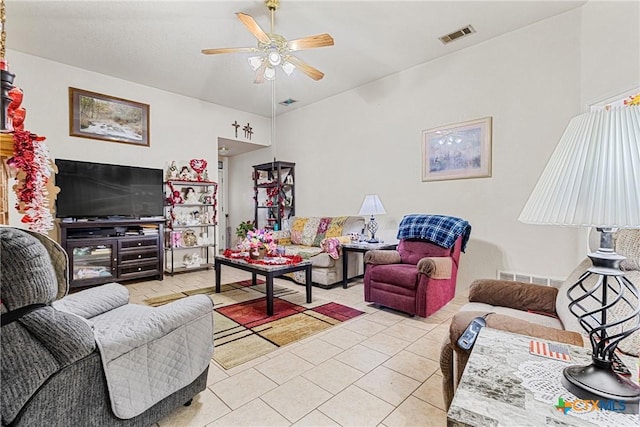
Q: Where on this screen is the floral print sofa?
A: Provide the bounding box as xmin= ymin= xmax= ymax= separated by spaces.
xmin=272 ymin=216 xmax=365 ymax=288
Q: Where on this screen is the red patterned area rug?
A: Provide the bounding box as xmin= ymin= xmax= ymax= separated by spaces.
xmin=144 ymin=280 xmax=365 ymax=369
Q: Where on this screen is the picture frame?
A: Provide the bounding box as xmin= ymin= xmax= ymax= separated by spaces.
xmin=69 ymin=87 xmax=150 ymax=146
xmin=422 ymin=116 xmax=492 ymax=182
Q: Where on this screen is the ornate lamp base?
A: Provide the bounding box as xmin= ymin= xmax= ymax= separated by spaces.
xmin=367 ymin=216 xmax=379 ymax=243
xmin=562 ymin=363 xmax=640 ymax=414
xmin=562 ymin=228 xmax=640 ymax=414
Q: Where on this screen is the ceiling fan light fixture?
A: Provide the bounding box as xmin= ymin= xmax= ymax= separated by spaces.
xmin=281 ymin=61 xmax=295 ymax=76
xmin=267 ymin=50 xmax=282 ymax=66
xmin=264 ymin=66 xmax=276 ymax=81
xmin=202 ymin=0 xmax=333 ymax=83
xmin=248 ymin=56 xmax=263 ymax=71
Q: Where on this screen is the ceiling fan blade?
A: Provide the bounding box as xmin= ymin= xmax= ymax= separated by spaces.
xmin=286 ymin=56 xmax=325 ymax=81
xmin=201 ymin=47 xmax=256 ymax=55
xmin=287 ymin=34 xmax=334 ymax=51
xmin=236 ymin=12 xmax=271 ymax=44
xmin=254 ymin=63 xmax=267 ymax=84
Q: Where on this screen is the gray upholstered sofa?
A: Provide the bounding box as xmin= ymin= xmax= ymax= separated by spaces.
xmin=0 ymin=227 xmax=214 ymax=426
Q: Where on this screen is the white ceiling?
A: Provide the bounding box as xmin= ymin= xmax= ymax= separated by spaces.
xmin=7 ymin=1 xmax=585 ymax=118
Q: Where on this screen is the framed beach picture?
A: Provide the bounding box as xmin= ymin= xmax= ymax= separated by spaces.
xmin=421 ymin=117 xmax=492 ymax=182
xmin=69 ymin=87 xmax=150 ymax=146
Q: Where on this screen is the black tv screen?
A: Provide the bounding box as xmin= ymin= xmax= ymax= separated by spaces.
xmin=55 ymin=159 xmax=164 ymax=219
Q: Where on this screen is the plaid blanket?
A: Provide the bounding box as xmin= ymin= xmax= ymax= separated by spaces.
xmin=396 ymin=214 xmax=471 ymax=252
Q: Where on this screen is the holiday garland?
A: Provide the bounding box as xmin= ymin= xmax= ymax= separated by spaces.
xmin=223 ymin=248 xmax=303 ymax=265
xmin=7 ymin=129 xmax=54 ymax=232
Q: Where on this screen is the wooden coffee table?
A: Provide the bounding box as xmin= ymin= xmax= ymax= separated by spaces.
xmin=214 ymin=255 xmax=312 ymax=316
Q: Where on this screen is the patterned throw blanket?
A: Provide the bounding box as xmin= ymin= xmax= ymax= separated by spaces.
xmin=320 ymin=237 xmax=342 ymax=259
xmin=396 ymin=214 xmax=471 ymax=252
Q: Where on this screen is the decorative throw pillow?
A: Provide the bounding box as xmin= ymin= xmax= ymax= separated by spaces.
xmin=312 ymin=217 xmax=333 ymax=246
xmin=290 ymin=217 xmax=308 ymax=245
xmin=290 ymin=231 xmax=302 ymax=245
xmin=325 ymin=216 xmax=348 ymax=238
xmin=301 ymin=217 xmax=321 ymax=246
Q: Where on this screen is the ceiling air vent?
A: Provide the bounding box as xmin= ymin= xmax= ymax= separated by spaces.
xmin=279 ymin=98 xmax=298 ymax=106
xmin=439 ymin=25 xmax=475 ymax=44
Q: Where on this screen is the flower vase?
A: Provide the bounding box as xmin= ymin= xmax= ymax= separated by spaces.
xmin=250 ymin=247 xmax=267 ymax=260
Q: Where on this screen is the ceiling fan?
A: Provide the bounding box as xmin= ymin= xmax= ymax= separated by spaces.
xmin=201 ymin=0 xmax=334 ymax=83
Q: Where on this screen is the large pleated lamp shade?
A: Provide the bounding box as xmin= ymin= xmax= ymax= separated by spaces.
xmin=519 ymin=103 xmax=640 ymax=410
xmin=519 ymin=105 xmax=640 ymax=227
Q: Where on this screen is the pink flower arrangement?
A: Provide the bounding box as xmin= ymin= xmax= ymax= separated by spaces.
xmin=240 ymin=228 xmax=276 ymax=253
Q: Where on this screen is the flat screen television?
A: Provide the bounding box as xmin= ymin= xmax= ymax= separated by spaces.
xmin=55 ymin=159 xmax=164 ymax=219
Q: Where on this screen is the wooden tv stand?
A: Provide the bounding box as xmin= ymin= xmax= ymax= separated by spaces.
xmin=58 ymin=218 xmax=164 ymax=289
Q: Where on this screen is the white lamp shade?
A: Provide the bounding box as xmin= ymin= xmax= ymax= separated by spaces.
xmin=519 ymin=105 xmax=640 ymax=228
xmin=281 ymin=61 xmax=295 ymax=76
xmin=263 ymin=66 xmax=276 ymax=81
xmin=359 ymin=194 xmax=386 ymax=216
xmin=248 ymin=56 xmax=263 ymax=71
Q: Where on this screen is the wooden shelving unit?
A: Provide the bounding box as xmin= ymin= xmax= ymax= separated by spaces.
xmin=253 ymin=161 xmax=295 ymax=231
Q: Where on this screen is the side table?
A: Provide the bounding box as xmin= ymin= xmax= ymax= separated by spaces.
xmin=341 ymin=242 xmax=397 ymax=289
xmin=447 ymin=327 xmax=639 ymax=426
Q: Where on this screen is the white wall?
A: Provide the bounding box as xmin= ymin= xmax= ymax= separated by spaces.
xmin=10 ymin=1 xmax=637 ymax=289
xmin=580 ymin=0 xmax=640 ymax=107
xmin=6 ymin=50 xmax=269 ymax=247
xmin=229 ymin=4 xmax=639 ymax=290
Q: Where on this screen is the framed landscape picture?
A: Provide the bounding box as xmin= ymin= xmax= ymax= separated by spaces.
xmin=422 ymin=116 xmax=492 ymax=182
xmin=69 ymin=87 xmax=150 ymax=146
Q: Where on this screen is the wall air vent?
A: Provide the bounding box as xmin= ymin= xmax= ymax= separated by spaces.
xmin=439 ymin=25 xmax=476 ymax=44
xmin=279 ymin=98 xmax=298 ymax=106
xmin=497 ymin=270 xmax=564 ymax=288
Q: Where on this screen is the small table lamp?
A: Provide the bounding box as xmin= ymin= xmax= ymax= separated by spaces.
xmin=519 ymin=104 xmax=640 ymax=412
xmin=358 ymin=194 xmax=386 ymax=243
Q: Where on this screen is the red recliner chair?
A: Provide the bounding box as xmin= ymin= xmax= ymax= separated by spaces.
xmin=363 ymin=214 xmax=469 ymax=317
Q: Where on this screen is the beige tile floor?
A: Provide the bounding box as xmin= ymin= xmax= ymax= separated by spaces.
xmin=127 ymin=268 xmax=468 ymax=427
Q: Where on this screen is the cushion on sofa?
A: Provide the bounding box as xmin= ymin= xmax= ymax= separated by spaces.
xmin=450 ymin=310 xmax=583 ymax=349
xmin=469 ymin=279 xmax=558 ymax=314
xmin=312 ymin=217 xmax=349 ymax=246
xmin=616 ymin=229 xmax=640 ymax=271
xmin=290 ymin=217 xmax=308 ymax=245
xmin=307 ymin=252 xmax=337 ymax=268
xmin=301 ymin=217 xmax=320 ymax=246
xmin=460 ymin=302 xmax=564 ymax=330
xmin=290 ymin=216 xmax=350 ymax=247
xmin=282 ymin=245 xmax=323 ymax=259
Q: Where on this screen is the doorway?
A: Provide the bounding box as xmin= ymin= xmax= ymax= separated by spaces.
xmin=217 ymin=158 xmax=230 ymax=250
xmin=217 ymin=136 xmax=266 ymax=250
